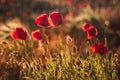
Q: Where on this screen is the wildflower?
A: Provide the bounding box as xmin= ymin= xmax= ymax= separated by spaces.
xmin=11 ymin=27 xmax=28 ymax=40
xmin=6 ymin=11 xmax=12 ymax=17
xmin=0 ymin=0 xmax=6 ymax=4
xmin=62 ymin=0 xmax=73 ymax=6
xmin=64 ymin=12 xmax=73 ymax=22
xmin=0 ymin=16 xmax=3 ymax=22
xmin=87 ymin=26 xmax=98 ymax=40
xmin=82 ymin=23 xmax=91 ymax=32
xmin=49 ymin=11 xmax=63 ymax=27
xmin=81 ymin=3 xmax=88 ymax=8
xmin=8 ymin=0 xmax=14 ymax=6
xmin=77 ymin=3 xmax=82 ymax=9
xmin=22 ymin=11 xmax=28 ymax=17
xmin=35 ymin=13 xmax=50 ymax=27
xmin=32 ymin=30 xmax=43 ymax=41
xmin=90 ymin=42 xmax=107 ymax=55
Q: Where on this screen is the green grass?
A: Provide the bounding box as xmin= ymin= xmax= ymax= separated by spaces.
xmin=0 ymin=40 xmax=119 ymax=80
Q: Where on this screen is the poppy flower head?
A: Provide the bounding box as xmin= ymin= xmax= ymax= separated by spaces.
xmin=8 ymin=0 xmax=14 ymax=6
xmin=32 ymin=30 xmax=43 ymax=41
xmin=90 ymin=42 xmax=108 ymax=55
xmin=11 ymin=27 xmax=28 ymax=40
xmin=0 ymin=16 xmax=3 ymax=22
xmin=11 ymin=29 xmax=19 ymax=40
xmin=16 ymin=28 xmax=28 ymax=40
xmin=0 ymin=0 xmax=6 ymax=4
xmin=87 ymin=26 xmax=98 ymax=40
xmin=49 ymin=11 xmax=63 ymax=27
xmin=64 ymin=12 xmax=73 ymax=22
xmin=81 ymin=3 xmax=88 ymax=8
xmin=22 ymin=11 xmax=28 ymax=17
xmin=77 ymin=3 xmax=88 ymax=9
xmin=62 ymin=0 xmax=73 ymax=6
xmin=6 ymin=11 xmax=12 ymax=17
xmin=82 ymin=23 xmax=91 ymax=32
xmin=35 ymin=13 xmax=50 ymax=27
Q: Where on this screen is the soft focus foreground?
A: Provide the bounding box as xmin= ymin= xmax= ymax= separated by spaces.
xmin=0 ymin=0 xmax=120 ymax=80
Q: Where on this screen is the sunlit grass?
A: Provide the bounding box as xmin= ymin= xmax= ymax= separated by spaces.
xmin=0 ymin=0 xmax=120 ymax=80
xmin=0 ymin=39 xmax=119 ymax=80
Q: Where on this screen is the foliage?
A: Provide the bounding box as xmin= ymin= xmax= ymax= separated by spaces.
xmin=0 ymin=39 xmax=119 ymax=80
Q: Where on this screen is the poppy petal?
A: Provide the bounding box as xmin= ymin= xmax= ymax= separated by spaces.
xmin=49 ymin=11 xmax=63 ymax=27
xmin=32 ymin=30 xmax=43 ymax=41
xmin=35 ymin=13 xmax=50 ymax=27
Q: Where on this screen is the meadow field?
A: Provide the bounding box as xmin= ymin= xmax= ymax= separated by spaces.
xmin=0 ymin=0 xmax=120 ymax=80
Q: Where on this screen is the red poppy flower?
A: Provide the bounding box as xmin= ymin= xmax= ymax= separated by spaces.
xmin=22 ymin=11 xmax=28 ymax=17
xmin=90 ymin=42 xmax=108 ymax=55
xmin=49 ymin=11 xmax=63 ymax=27
xmin=11 ymin=27 xmax=28 ymax=40
xmin=32 ymin=30 xmax=43 ymax=41
xmin=0 ymin=0 xmax=6 ymax=4
xmin=6 ymin=11 xmax=12 ymax=17
xmin=35 ymin=13 xmax=50 ymax=27
xmin=62 ymin=0 xmax=73 ymax=6
xmin=64 ymin=12 xmax=73 ymax=22
xmin=8 ymin=0 xmax=14 ymax=6
xmin=0 ymin=16 xmax=3 ymax=22
xmin=82 ymin=23 xmax=91 ymax=32
xmin=11 ymin=29 xmax=19 ymax=40
xmin=81 ymin=3 xmax=88 ymax=8
xmin=87 ymin=26 xmax=98 ymax=40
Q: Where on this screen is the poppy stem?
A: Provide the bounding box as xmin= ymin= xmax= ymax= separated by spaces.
xmin=104 ymin=23 xmax=108 ymax=48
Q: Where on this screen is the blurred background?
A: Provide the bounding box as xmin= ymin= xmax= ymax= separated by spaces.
xmin=0 ymin=0 xmax=120 ymax=50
